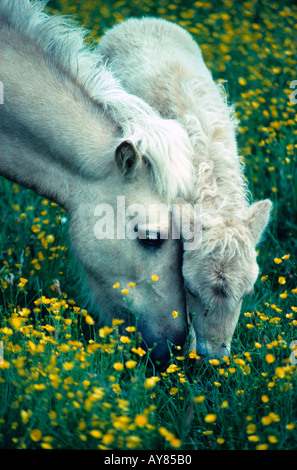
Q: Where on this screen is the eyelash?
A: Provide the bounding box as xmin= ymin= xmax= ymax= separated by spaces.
xmin=134 ymin=226 xmax=164 ymax=249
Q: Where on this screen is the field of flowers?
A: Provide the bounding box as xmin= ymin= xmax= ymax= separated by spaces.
xmin=0 ymin=0 xmax=297 ymax=451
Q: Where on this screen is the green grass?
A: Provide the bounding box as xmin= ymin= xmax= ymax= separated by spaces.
xmin=1 ymin=0 xmax=297 ymax=450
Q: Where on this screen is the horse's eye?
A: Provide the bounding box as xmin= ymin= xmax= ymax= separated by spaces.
xmin=135 ymin=226 xmax=164 ymax=249
xmin=140 ymin=231 xmax=164 ymax=248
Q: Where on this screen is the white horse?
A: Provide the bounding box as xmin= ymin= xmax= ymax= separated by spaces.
xmin=98 ymin=17 xmax=272 ymax=358
xmin=0 ymin=1 xmax=198 ymax=364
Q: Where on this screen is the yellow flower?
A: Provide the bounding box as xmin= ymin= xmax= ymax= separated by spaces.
xmin=112 ymin=318 xmax=125 ymax=327
xmin=256 ymin=444 xmax=268 ymax=450
xmin=89 ymin=430 xmax=102 ymax=438
xmin=170 ymin=438 xmax=181 ymax=448
xmin=151 ymin=274 xmax=159 ymax=281
xmin=85 ymin=315 xmax=95 ymax=325
xmin=159 ymin=426 xmax=173 ymax=439
xmin=204 ymin=414 xmax=217 ymax=423
xmin=46 ymin=234 xmax=55 ymax=243
xmin=217 ymin=438 xmax=225 ymax=444
xmin=261 ymin=416 xmax=272 ymax=425
xmin=269 ymin=412 xmax=280 ymax=422
xmin=144 ymin=377 xmax=160 ymax=388
xmin=9 ymin=316 xmax=23 ymax=330
xmin=41 ymin=443 xmax=52 ymax=449
xmin=49 ymin=411 xmax=57 ymax=420
xmin=126 ymin=326 xmax=136 ymax=332
xmin=279 ymin=291 xmax=287 ymax=299
xmin=194 ymin=396 xmax=205 ymax=403
xmin=166 ymin=364 xmax=180 ymax=373
xmin=126 ymin=436 xmax=141 ymax=449
xmin=121 ymin=288 xmax=129 ymax=295
xmin=238 ymin=77 xmax=247 ymax=86
xmin=189 ymin=350 xmax=200 ymax=359
xmin=261 ymin=395 xmax=269 ymax=403
xmin=209 ymin=359 xmax=220 ymax=366
xmin=113 ymin=362 xmax=124 ymax=371
xmin=274 ymin=258 xmax=282 ymax=264
xmin=172 ymin=310 xmax=179 ymax=318
xmin=99 ymin=326 xmax=113 ymax=338
xmin=286 ymin=423 xmax=295 ymax=430
xmin=18 ymin=277 xmax=28 ymax=288
xmin=169 ymin=388 xmax=178 ymax=395
xmin=246 ymin=423 xmax=256 ymax=434
xmin=282 ymin=254 xmax=290 ymax=259
xmin=113 ymin=282 xmax=120 ymax=289
xmin=31 ymin=224 xmax=40 ymax=233
xmin=30 ymin=429 xmax=42 ymax=442
xmin=221 ymin=400 xmax=229 ymax=409
xmin=102 ymin=433 xmax=114 ymax=445
xmin=267 ymin=435 xmax=278 ymax=444
xmin=120 ymin=335 xmax=131 ymax=344
xmin=278 ymin=277 xmax=286 ymax=285
xmin=291 ymin=288 xmax=297 ymax=294
xmin=21 ymin=410 xmax=30 ymax=424
xmin=265 ymin=354 xmax=275 ymax=364
xmin=125 ymin=360 xmax=137 ymax=369
xmin=34 ymin=384 xmax=46 ymax=391
xmin=63 ymin=362 xmax=74 ymax=371
xmin=275 ymin=367 xmax=285 ymax=378
xmin=134 ymin=414 xmax=148 ymax=427
xmin=248 ymin=435 xmax=260 ymax=442
xmin=131 ymin=347 xmax=146 ymax=357
xmin=111 ymin=383 xmax=121 ymax=394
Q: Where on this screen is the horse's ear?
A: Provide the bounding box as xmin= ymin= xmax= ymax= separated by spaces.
xmin=115 ymin=140 xmax=142 ymax=176
xmin=246 ymin=199 xmax=272 ymax=245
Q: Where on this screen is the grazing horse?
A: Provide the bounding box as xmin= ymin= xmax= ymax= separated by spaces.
xmin=0 ymin=1 xmax=197 ymax=364
xmin=98 ymin=17 xmax=272 ymax=358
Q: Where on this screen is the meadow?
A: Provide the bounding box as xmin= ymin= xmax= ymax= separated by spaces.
xmin=0 ymin=0 xmax=297 ymax=451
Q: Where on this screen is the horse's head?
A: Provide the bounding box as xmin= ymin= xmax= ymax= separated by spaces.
xmin=182 ymin=199 xmax=272 ymax=359
xmin=69 ymin=140 xmax=190 ymax=366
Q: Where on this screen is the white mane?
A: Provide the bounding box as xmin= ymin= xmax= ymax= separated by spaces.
xmin=180 ymin=76 xmax=250 ymax=218
xmin=0 ymin=0 xmax=195 ymax=201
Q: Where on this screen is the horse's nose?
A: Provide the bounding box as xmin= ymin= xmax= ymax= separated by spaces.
xmin=196 ymin=337 xmax=231 ymax=360
xmin=138 ymin=322 xmax=187 ymax=367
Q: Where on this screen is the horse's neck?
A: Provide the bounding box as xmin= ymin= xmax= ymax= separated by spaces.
xmin=0 ymin=23 xmax=118 ymax=209
xmin=1 ymin=25 xmax=117 ymax=168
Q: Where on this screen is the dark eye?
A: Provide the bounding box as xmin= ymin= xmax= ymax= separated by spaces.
xmin=135 ymin=226 xmax=164 ymax=249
